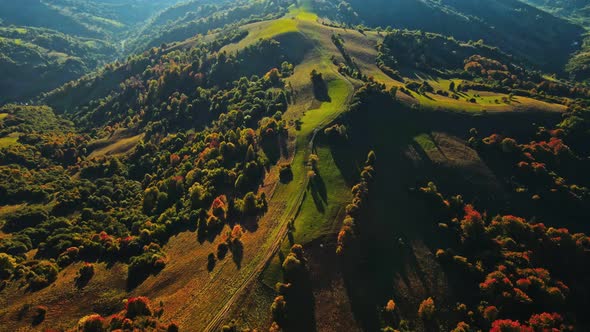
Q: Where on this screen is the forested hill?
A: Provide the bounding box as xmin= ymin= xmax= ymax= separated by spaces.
xmin=522 ymin=0 xmax=590 ymax=24
xmin=0 ymin=0 xmax=293 ymax=104
xmin=0 ymin=0 xmax=184 ymax=41
xmin=318 ymin=0 xmax=584 ymax=74
xmin=0 ymin=0 xmax=183 ymax=104
xmin=2 ymin=2 xmax=590 ymax=331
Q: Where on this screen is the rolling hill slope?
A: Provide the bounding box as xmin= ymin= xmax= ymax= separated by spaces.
xmin=317 ymin=0 xmax=584 ymax=74
xmin=1 ymin=1 xmax=590 ymax=332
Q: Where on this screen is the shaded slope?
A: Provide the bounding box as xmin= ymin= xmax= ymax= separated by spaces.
xmin=320 ymin=0 xmax=584 ymax=73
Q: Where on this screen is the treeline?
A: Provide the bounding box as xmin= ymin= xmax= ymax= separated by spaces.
xmin=336 ymin=150 xmax=376 ymax=254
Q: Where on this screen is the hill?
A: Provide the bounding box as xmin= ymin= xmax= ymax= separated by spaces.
xmin=315 ymin=0 xmax=584 ymax=74
xmin=522 ymin=0 xmax=590 ymax=25
xmin=0 ymin=26 xmax=117 ymax=104
xmin=520 ymin=0 xmax=590 ymax=81
xmin=1 ymin=1 xmax=590 ymax=332
xmin=0 ymin=0 xmax=183 ymax=41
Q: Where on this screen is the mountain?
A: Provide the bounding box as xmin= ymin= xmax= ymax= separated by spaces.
xmin=0 ymin=0 xmax=183 ymax=103
xmin=0 ymin=26 xmax=116 ymax=104
xmin=520 ymin=0 xmax=590 ymax=81
xmin=1 ymin=1 xmax=590 ymax=331
xmin=317 ymin=0 xmax=584 ymax=74
xmin=0 ymin=0 xmax=183 ymax=40
xmin=522 ymin=0 xmax=590 ymax=24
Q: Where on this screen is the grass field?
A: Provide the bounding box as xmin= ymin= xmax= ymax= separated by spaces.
xmin=0 ymin=113 xmax=8 ymax=121
xmin=88 ymin=133 xmax=144 ymax=158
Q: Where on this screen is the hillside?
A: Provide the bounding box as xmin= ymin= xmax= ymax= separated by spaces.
xmin=519 ymin=0 xmax=590 ymax=81
xmin=0 ymin=0 xmax=183 ymax=41
xmin=1 ymin=1 xmax=590 ymax=332
xmin=0 ymin=0 xmax=164 ymax=103
xmin=315 ymin=0 xmax=584 ymax=74
xmin=0 ymin=26 xmax=117 ymax=104
xmin=522 ymin=0 xmax=590 ymax=25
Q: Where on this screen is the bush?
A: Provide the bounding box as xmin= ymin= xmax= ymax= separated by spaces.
xmin=126 ymin=296 xmax=152 ymax=318
xmin=24 ymin=260 xmax=59 ymax=290
xmin=78 ymin=314 xmax=106 ymax=332
xmin=0 ymin=253 xmax=16 ymax=279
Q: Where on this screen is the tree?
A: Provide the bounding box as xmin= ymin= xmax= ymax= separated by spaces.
xmin=385 ymin=299 xmax=396 ymax=312
xmin=271 ymin=296 xmax=288 ymax=326
xmin=449 ymin=81 xmax=456 ymax=91
xmin=418 ymin=297 xmax=435 ymax=320
xmin=78 ymin=314 xmax=105 ymax=332
xmin=126 ymin=296 xmax=152 ymax=318
xmin=366 ymin=150 xmax=376 ymax=166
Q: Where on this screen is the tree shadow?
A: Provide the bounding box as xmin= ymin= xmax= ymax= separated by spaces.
xmin=126 ymin=265 xmax=165 ymax=291
xmin=217 ymin=243 xmax=228 ymax=260
xmin=262 ymin=138 xmax=281 ymax=165
xmin=312 ymin=172 xmax=327 ymax=203
xmin=311 ymin=73 xmax=331 ymax=102
xmin=74 ymin=273 xmax=92 ymax=289
xmin=241 ymin=215 xmax=260 ymax=233
xmin=309 ymin=183 xmax=325 ymax=213
xmin=207 ymin=253 xmax=216 ymax=272
xmin=231 ymin=240 xmax=244 ymax=269
xmin=287 ymin=272 xmax=317 ymax=332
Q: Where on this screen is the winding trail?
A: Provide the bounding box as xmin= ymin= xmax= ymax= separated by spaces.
xmin=197 ymin=4 xmax=358 ymax=330
xmin=204 ymin=79 xmax=354 ymax=332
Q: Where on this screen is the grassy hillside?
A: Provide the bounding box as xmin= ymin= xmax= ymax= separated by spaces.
xmin=1 ymin=1 xmax=590 ymax=332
